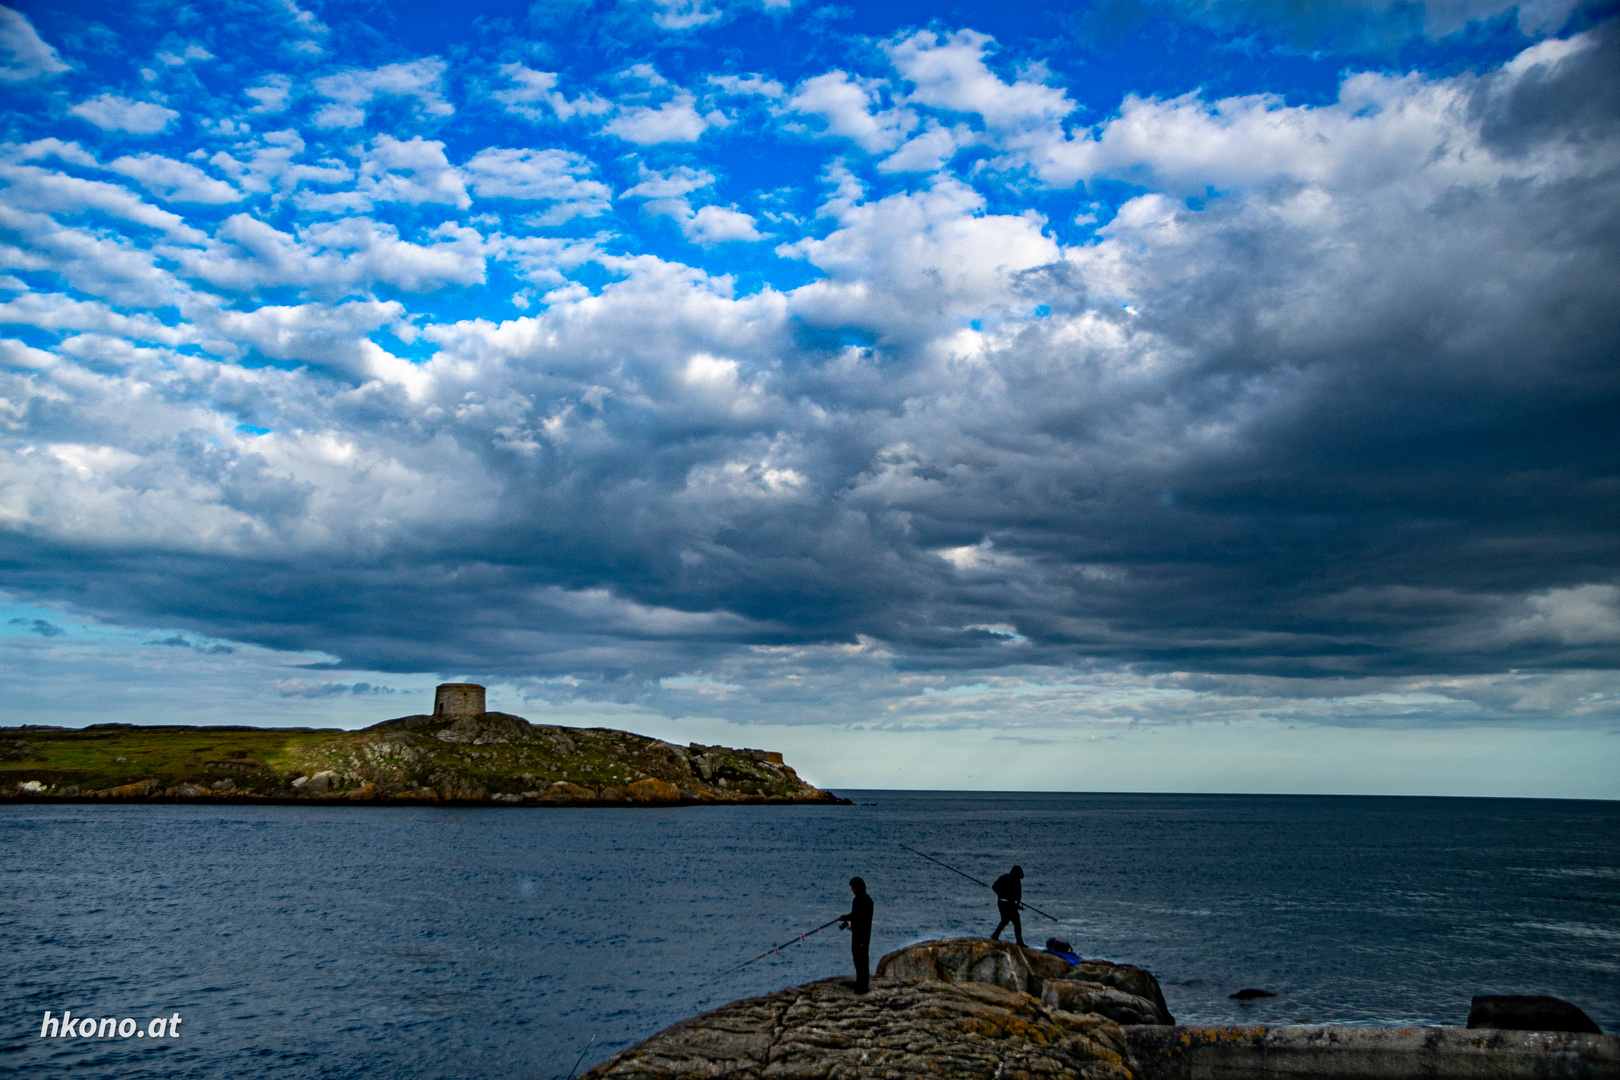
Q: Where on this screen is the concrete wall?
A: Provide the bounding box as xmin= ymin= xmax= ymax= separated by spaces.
xmin=1124 ymin=1025 xmax=1619 ymax=1080
xmin=434 ymin=684 xmax=485 ymax=719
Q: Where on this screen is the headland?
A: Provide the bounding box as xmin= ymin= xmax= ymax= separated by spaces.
xmin=1 ymin=682 xmax=844 ymax=807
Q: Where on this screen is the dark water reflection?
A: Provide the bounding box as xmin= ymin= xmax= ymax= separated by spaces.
xmin=3 ymin=793 xmax=1616 ymax=1078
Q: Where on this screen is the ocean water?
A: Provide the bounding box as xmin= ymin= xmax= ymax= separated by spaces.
xmin=3 ymin=792 xmax=1616 ymax=1078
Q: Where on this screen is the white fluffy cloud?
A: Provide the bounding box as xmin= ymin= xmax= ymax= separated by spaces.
xmin=605 ymin=90 xmax=727 ymax=144
xmin=463 ymin=147 xmax=611 ymax=221
xmin=68 ymin=94 xmax=179 ymax=135
xmin=643 ymin=0 xmax=725 ymax=29
xmin=208 ymin=130 xmax=353 ymax=196
xmin=245 ymin=75 xmax=293 ymax=114
xmin=0 ymin=163 xmax=204 ymax=240
xmin=623 ymin=165 xmax=763 ymax=244
xmin=311 ymin=58 xmax=453 ymax=128
xmin=358 ymin=135 xmax=470 ymax=209
xmin=107 ymin=153 xmax=243 ymax=204
xmin=492 ymin=64 xmax=613 ymax=121
xmin=788 ymin=71 xmax=916 ymax=152
xmin=886 ymin=29 xmax=1073 ymax=131
xmin=176 ymin=215 xmax=486 ymax=298
xmin=0 ymin=4 xmax=67 ymax=82
xmin=780 ymin=175 xmax=1058 ymax=336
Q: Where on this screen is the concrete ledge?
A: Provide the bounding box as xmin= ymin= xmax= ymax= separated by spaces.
xmin=1124 ymin=1025 xmax=1620 ymax=1080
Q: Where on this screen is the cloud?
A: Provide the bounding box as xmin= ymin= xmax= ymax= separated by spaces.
xmin=0 ymin=163 xmax=205 ymax=241
xmin=208 ymin=130 xmax=352 ymax=196
xmin=709 ymin=73 xmax=785 ymax=99
xmin=878 ymin=120 xmax=979 ymax=173
xmin=0 ymin=5 xmax=68 ymax=82
xmin=787 ymin=71 xmax=916 ymax=152
xmin=10 ymin=617 xmax=65 ymax=637
xmin=311 ymin=58 xmax=453 ymax=128
xmin=154 ymin=42 xmax=213 ymax=68
xmin=1087 ymin=0 xmax=1602 ymax=47
xmin=274 ymin=679 xmax=393 ymax=697
xmin=176 ymin=215 xmax=487 ymax=300
xmin=605 ymin=90 xmax=727 ymax=144
xmin=886 ymin=29 xmax=1074 ymax=132
xmin=0 ymin=16 xmax=1616 ymax=736
xmin=642 ymin=0 xmax=725 ymax=29
xmin=779 ymin=174 xmax=1059 ymax=338
xmin=1494 ymin=586 xmax=1620 ymax=648
xmin=463 ymin=147 xmax=612 ymax=221
xmin=245 ymin=74 xmax=293 ymax=114
xmin=358 ymin=135 xmax=470 ymax=209
xmin=492 ymin=64 xmax=613 ymax=121
xmin=107 ymin=154 xmax=244 ymax=203
xmin=68 ymin=94 xmax=179 ymax=134
xmin=682 ymin=205 xmax=765 ymax=244
xmin=623 ymin=165 xmax=763 ymax=244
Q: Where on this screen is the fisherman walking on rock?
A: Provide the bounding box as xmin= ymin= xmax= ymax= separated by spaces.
xmin=839 ymin=877 xmax=874 ymax=994
xmin=990 ymin=865 xmax=1026 ymax=947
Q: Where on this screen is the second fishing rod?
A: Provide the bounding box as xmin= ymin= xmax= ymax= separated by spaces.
xmin=899 ymin=844 xmax=1061 ymax=922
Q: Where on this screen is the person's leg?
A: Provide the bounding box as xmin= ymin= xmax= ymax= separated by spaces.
xmin=1011 ymin=908 xmax=1024 ymax=948
xmin=992 ymin=901 xmax=1012 ymax=940
xmin=853 ymin=938 xmax=870 ymax=993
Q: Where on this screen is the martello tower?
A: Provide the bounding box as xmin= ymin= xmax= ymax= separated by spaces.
xmin=434 ymin=683 xmax=485 ymax=719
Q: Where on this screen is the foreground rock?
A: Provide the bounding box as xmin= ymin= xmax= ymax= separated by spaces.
xmin=580 ymin=976 xmax=1134 ymax=1080
xmin=0 ymin=716 xmax=844 ymax=807
xmin=578 ymin=938 xmax=1617 ymax=1079
xmin=1125 ymin=1024 xmax=1619 ymax=1080
xmin=876 ymin=937 xmax=1175 ymax=1026
xmin=1468 ymin=995 xmax=1604 ymax=1035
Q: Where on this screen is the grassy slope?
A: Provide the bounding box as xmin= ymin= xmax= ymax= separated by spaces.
xmin=0 ymin=715 xmax=839 ymax=804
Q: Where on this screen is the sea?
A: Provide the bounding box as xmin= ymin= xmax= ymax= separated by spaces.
xmin=4 ymin=792 xmax=1617 ymax=1078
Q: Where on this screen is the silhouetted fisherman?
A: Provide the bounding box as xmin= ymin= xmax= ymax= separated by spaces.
xmin=990 ymin=865 xmax=1025 ymax=947
xmin=838 ymin=877 xmax=874 ymax=994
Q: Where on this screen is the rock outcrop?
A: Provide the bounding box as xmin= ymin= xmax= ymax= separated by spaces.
xmin=1125 ymin=1024 xmax=1620 ymax=1080
xmin=570 ymin=939 xmax=1618 ymax=1080
xmin=579 ymin=976 xmax=1134 ymax=1080
xmin=1468 ymin=995 xmax=1604 ymax=1035
xmin=0 ymin=718 xmax=845 ymax=807
xmin=876 ymin=937 xmax=1175 ymax=1027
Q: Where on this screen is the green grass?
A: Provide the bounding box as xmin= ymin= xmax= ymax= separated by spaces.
xmin=1 ymin=718 xmax=828 ymax=802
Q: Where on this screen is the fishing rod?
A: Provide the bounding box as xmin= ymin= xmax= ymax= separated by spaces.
xmin=716 ymin=916 xmax=845 ymax=980
xmin=899 ymin=844 xmax=1060 ymax=923
xmin=563 ymin=1033 xmax=596 ymax=1080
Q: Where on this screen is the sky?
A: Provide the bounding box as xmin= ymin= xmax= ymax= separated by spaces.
xmin=0 ymin=0 xmax=1616 ymax=797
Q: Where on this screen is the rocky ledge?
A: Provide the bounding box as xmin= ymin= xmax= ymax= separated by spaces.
xmin=581 ymin=938 xmax=1169 ymax=1080
xmin=0 ymin=714 xmax=845 ymax=806
xmin=578 ymin=939 xmax=1618 ymax=1080
xmin=876 ymin=936 xmax=1174 ymax=1026
xmin=580 ymin=975 xmax=1135 ymax=1080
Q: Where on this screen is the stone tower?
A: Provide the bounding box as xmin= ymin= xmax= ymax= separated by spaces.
xmin=434 ymin=683 xmax=485 ymax=719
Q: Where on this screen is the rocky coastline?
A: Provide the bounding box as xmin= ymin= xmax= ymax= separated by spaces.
xmin=580 ymin=938 xmax=1617 ymax=1080
xmin=0 ymin=710 xmax=846 ymax=807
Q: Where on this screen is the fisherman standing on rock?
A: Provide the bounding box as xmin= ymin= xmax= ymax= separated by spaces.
xmin=990 ymin=865 xmax=1026 ymax=947
xmin=839 ymin=877 xmax=874 ymax=994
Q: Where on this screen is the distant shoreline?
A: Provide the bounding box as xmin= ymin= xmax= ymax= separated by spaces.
xmin=1 ymin=715 xmax=849 ymax=807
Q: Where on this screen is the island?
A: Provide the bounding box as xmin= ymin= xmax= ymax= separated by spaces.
xmin=1 ymin=682 xmax=846 ymax=807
